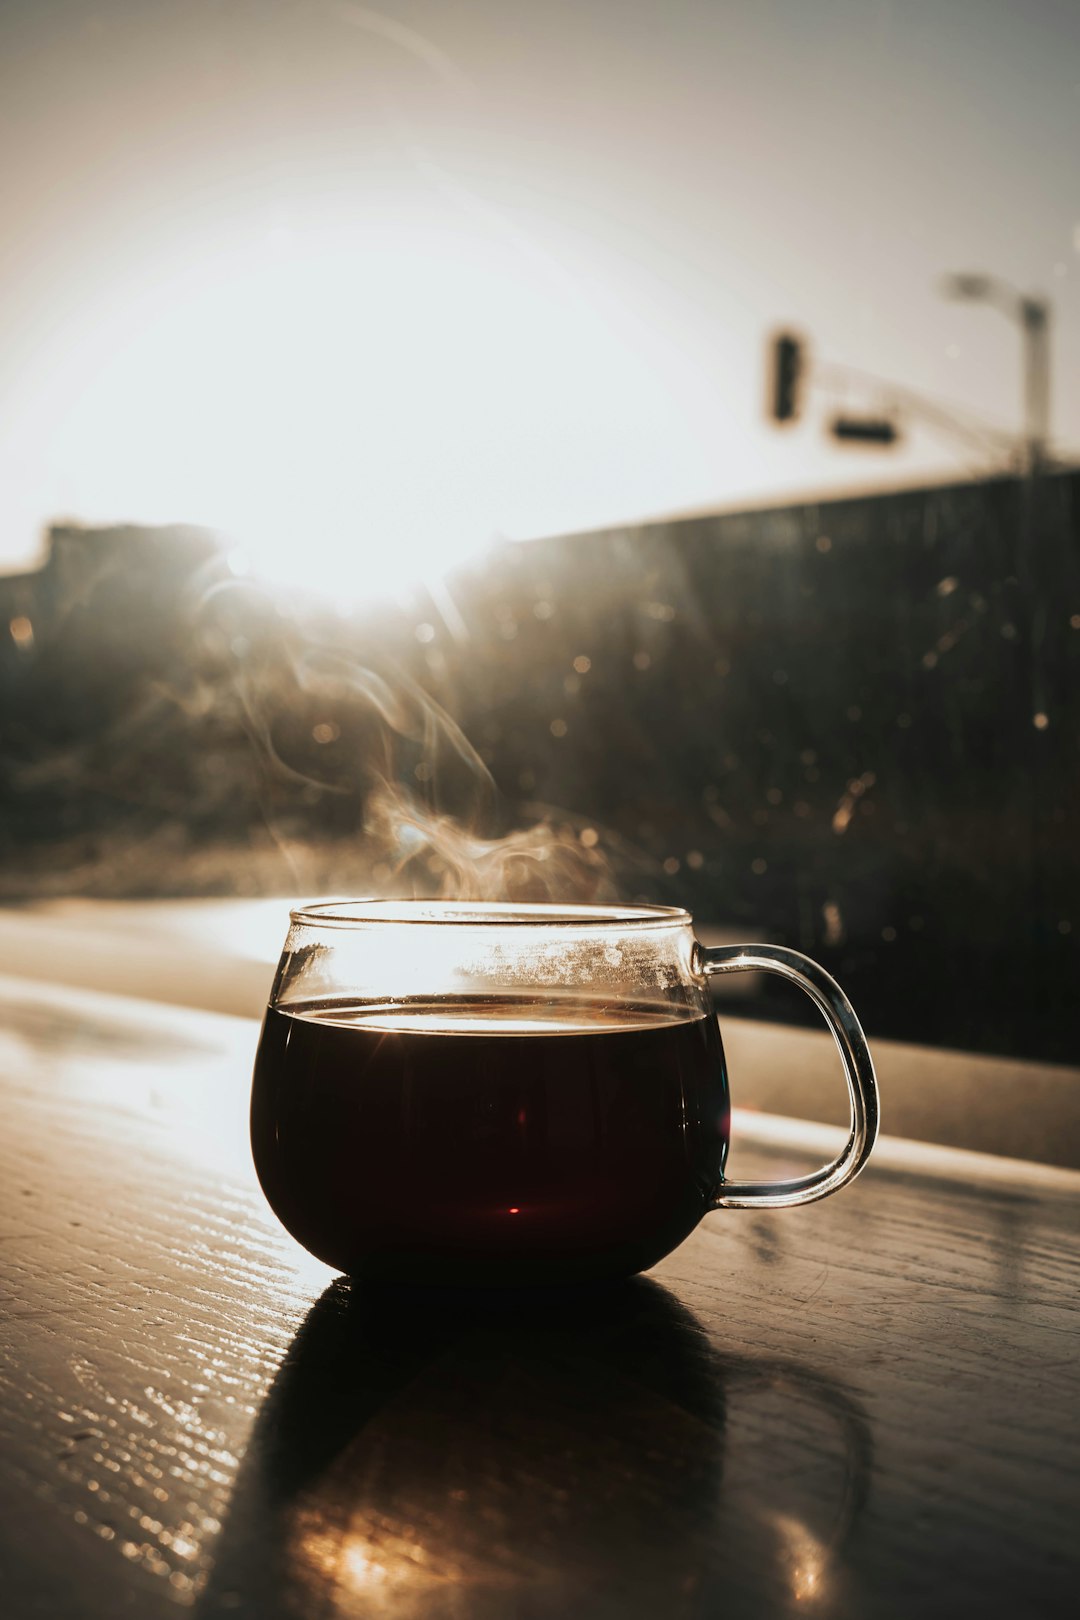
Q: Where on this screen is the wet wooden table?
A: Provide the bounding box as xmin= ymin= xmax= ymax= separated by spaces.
xmin=1 ymin=972 xmax=1078 ymax=1620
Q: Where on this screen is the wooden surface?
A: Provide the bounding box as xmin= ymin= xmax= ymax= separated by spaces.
xmin=1 ymin=972 xmax=1078 ymax=1619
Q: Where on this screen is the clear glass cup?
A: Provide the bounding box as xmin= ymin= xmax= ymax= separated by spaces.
xmin=250 ymin=899 xmax=879 ymax=1284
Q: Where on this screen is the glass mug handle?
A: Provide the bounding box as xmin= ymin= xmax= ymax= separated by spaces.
xmin=699 ymin=943 xmax=880 ymax=1209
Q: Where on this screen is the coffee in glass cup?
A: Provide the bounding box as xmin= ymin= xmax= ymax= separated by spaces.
xmin=250 ymin=901 xmax=878 ymax=1285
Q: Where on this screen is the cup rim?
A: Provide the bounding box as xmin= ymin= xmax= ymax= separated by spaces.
xmin=289 ymin=897 xmax=692 ymax=929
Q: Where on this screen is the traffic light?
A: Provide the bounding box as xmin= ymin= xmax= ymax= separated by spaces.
xmin=769 ymin=332 xmax=803 ymax=423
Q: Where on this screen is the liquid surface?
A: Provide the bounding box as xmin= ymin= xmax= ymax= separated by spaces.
xmin=250 ymin=997 xmax=729 ymax=1284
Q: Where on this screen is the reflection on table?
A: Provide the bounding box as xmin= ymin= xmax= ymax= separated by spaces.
xmin=0 ymin=974 xmax=1077 ymax=1619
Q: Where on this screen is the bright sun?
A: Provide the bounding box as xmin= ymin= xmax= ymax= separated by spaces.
xmin=37 ymin=199 xmax=704 ymax=604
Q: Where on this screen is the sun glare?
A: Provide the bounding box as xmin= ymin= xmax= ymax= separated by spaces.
xmin=35 ymin=202 xmax=704 ymax=605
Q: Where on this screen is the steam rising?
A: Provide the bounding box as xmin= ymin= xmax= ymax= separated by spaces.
xmin=365 ymin=784 xmax=608 ymax=902
xmin=204 ymin=578 xmax=611 ymax=904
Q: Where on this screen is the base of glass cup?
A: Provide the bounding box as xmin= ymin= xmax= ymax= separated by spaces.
xmin=275 ymin=1213 xmax=710 ymax=1289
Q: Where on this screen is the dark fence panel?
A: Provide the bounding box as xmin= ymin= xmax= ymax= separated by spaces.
xmin=431 ymin=473 xmax=1079 ymax=1062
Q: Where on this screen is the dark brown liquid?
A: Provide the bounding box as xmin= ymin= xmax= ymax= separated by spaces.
xmin=250 ymin=997 xmax=729 ymax=1284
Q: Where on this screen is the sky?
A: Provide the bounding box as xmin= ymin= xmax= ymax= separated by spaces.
xmin=1 ymin=0 xmax=1078 ymax=596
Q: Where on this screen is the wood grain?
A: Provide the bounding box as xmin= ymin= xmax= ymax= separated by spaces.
xmin=1 ymin=974 xmax=1078 ymax=1619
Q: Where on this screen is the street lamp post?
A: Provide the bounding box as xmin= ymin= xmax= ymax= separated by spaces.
xmin=941 ymin=273 xmax=1051 ymax=475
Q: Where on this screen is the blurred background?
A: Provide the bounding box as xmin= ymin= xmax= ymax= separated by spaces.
xmin=1 ymin=0 xmax=1077 ymax=1063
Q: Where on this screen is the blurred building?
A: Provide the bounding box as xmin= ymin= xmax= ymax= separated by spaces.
xmin=1 ymin=475 xmax=1077 ymax=1062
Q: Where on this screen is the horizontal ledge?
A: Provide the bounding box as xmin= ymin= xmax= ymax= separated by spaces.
xmin=731 ymin=1106 xmax=1080 ymax=1196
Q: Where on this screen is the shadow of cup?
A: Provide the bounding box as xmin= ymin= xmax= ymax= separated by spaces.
xmin=202 ymin=1277 xmax=873 ymax=1618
